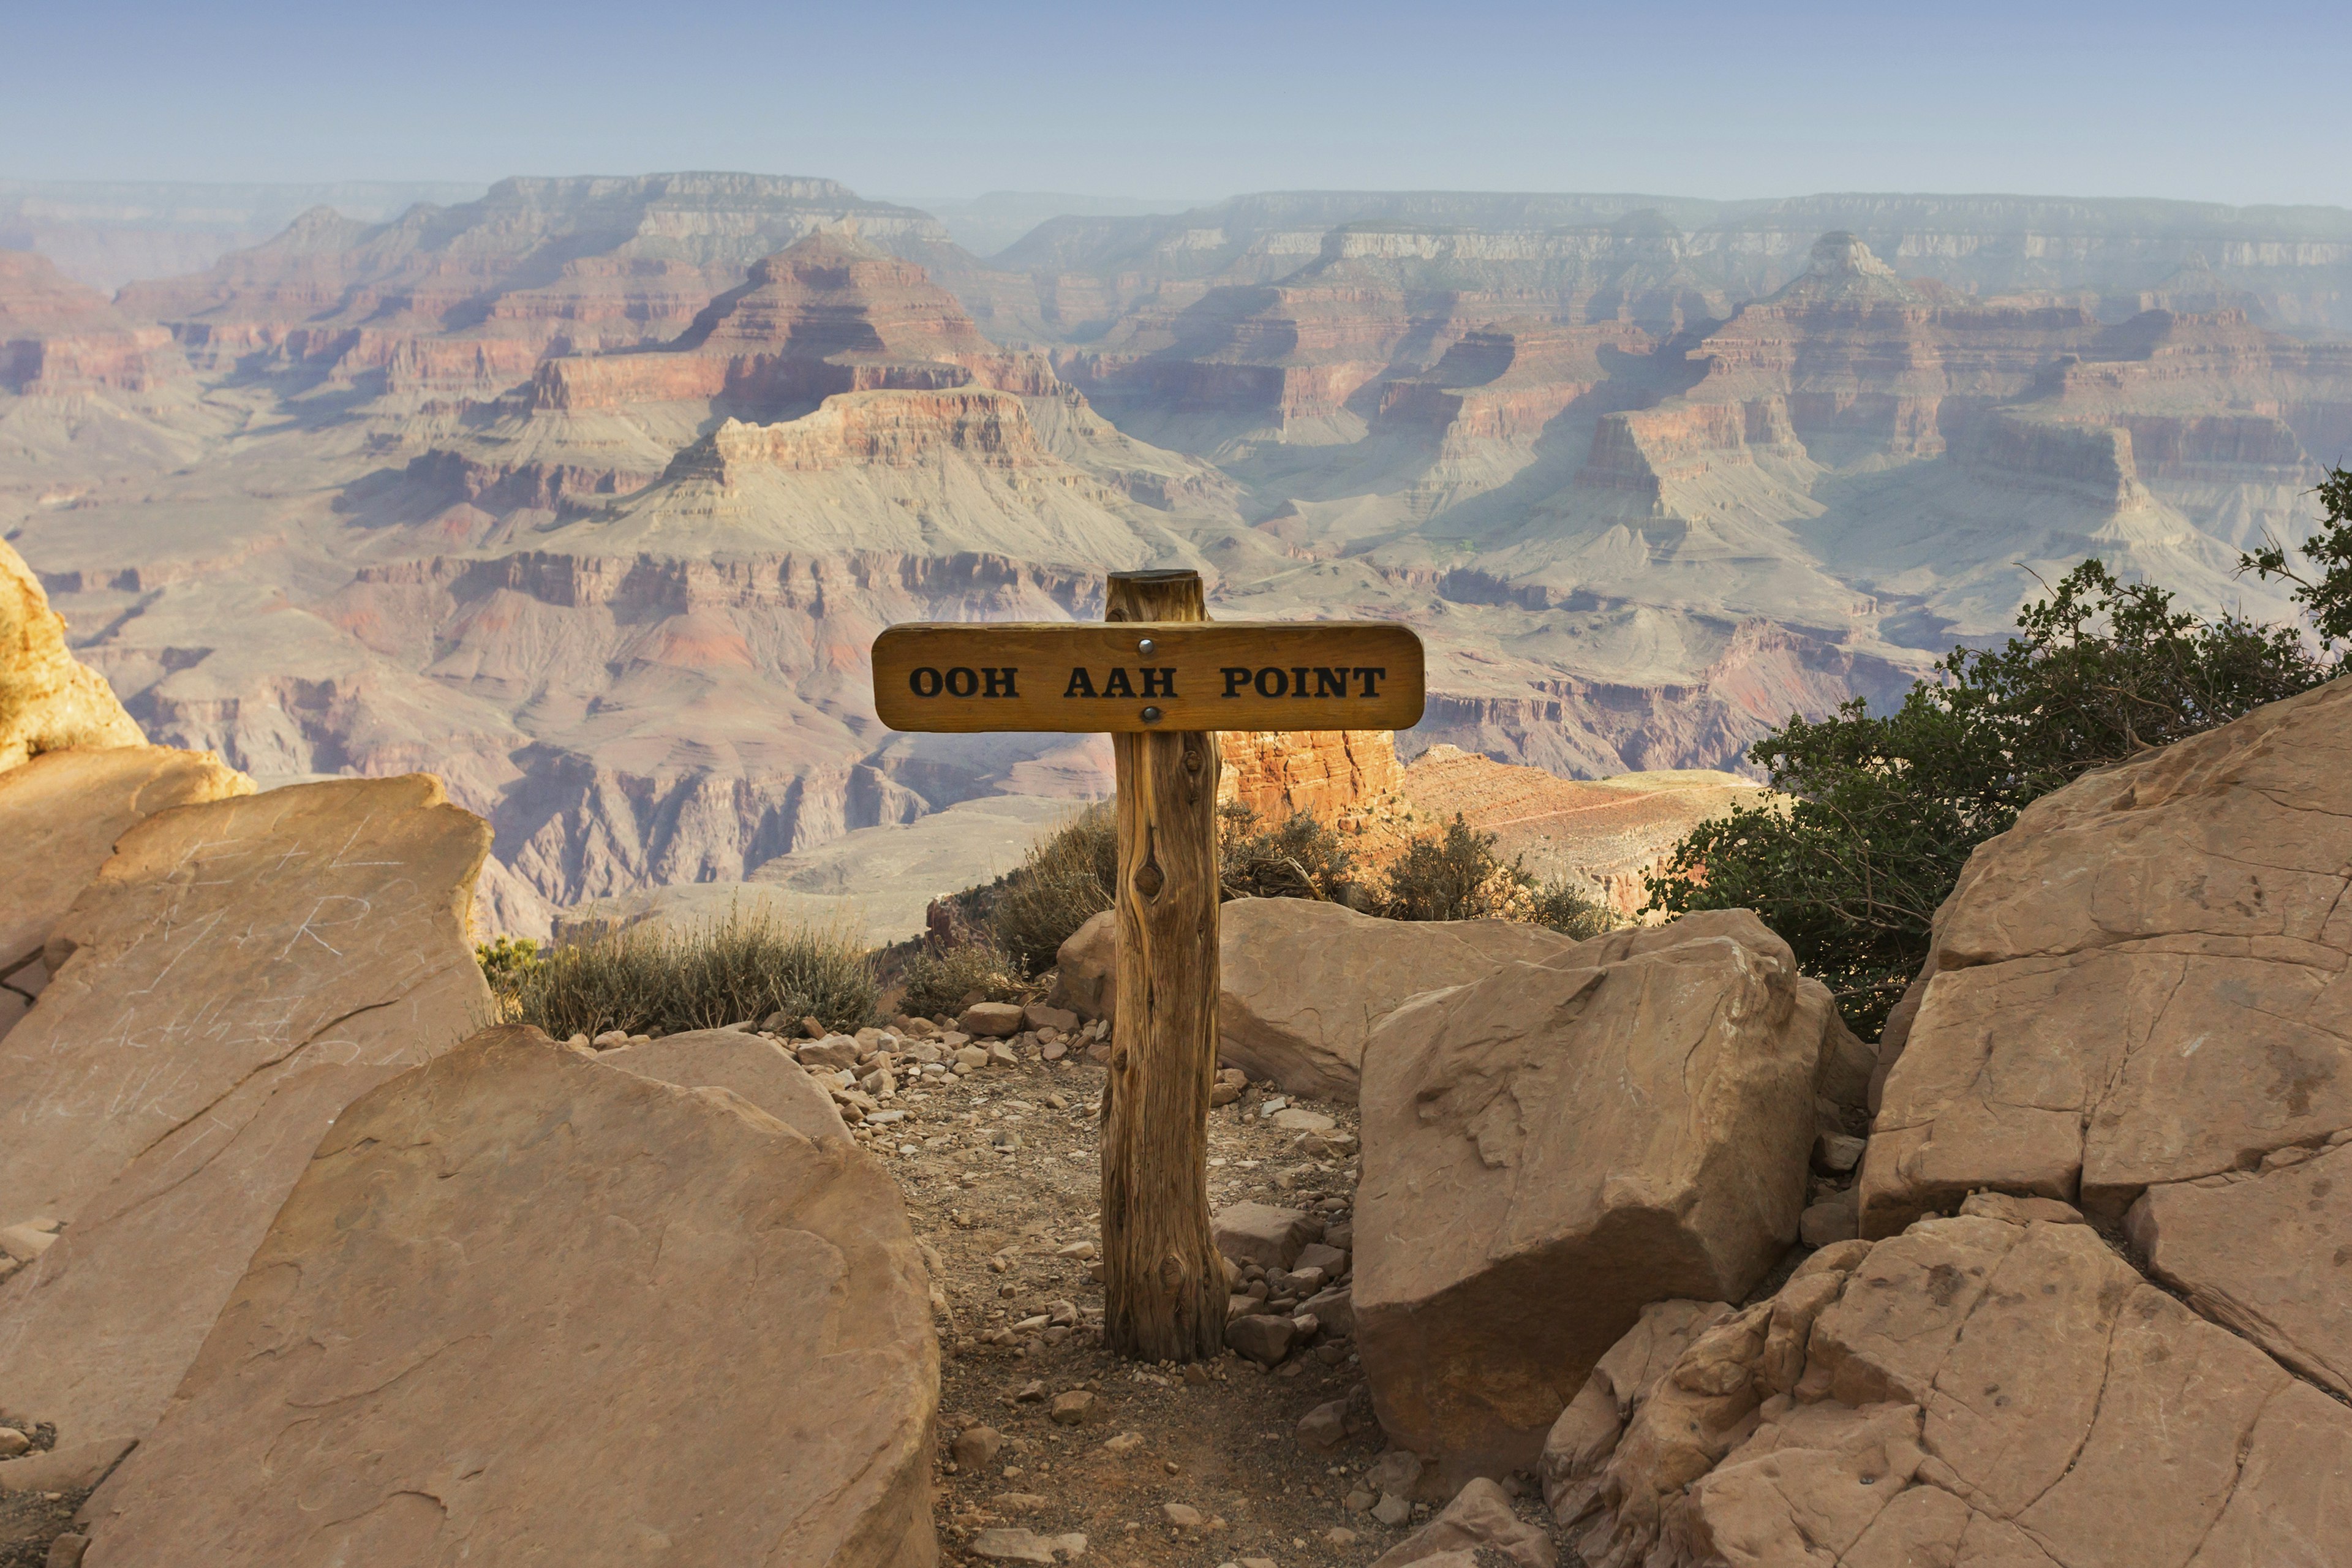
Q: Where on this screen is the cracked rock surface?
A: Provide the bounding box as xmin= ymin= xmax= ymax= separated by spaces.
xmin=70 ymin=1026 xmax=939 ymax=1567
xmin=0 ymin=774 xmax=489 ymax=1449
xmin=1354 ymin=909 xmax=1854 ymax=1488
xmin=1862 ymin=677 xmax=2352 ymax=1237
xmin=1553 ymin=1207 xmax=2352 ymax=1567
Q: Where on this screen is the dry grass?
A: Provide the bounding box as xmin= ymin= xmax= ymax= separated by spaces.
xmin=495 ymin=900 xmax=878 ymax=1039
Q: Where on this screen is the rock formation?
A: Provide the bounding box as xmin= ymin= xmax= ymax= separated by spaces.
xmin=0 ymin=539 xmax=145 ymax=770
xmin=1353 ymin=910 xmax=1853 ymax=1487
xmin=72 ymin=1025 xmax=938 ymax=1567
xmin=0 ymin=743 xmax=252 ymax=1039
xmin=0 ymin=775 xmax=490 ymax=1450
xmin=1861 ymin=676 xmax=2352 ymax=1237
xmin=1554 ymin=1204 xmax=2352 ymax=1567
xmin=1398 ymin=745 xmax=1767 ymax=916
xmin=1218 ymin=727 xmax=1406 ymax=835
xmin=0 ymin=250 xmax=187 ymax=394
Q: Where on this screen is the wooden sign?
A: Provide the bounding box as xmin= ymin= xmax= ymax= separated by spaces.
xmin=872 ymin=620 xmax=1424 ymax=733
xmin=869 ymin=572 xmax=1425 ymax=1365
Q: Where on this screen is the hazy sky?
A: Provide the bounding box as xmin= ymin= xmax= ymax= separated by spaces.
xmin=8 ymin=0 xmax=2350 ymax=208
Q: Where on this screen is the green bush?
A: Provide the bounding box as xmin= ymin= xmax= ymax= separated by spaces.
xmin=1374 ymin=812 xmax=1619 ymax=938
xmin=1378 ymin=814 xmax=1521 ymax=921
xmin=989 ymin=803 xmax=1118 ymax=975
xmin=1218 ymin=801 xmax=1359 ymax=902
xmin=1523 ymin=878 xmax=1618 ymax=940
xmin=898 ymin=938 xmax=1028 ymax=1019
xmin=1649 ymin=556 xmax=2334 ymax=1035
xmin=475 ymin=935 xmax=544 ymax=996
xmin=500 ymin=900 xmax=877 ymax=1040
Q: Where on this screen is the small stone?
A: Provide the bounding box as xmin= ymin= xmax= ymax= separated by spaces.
xmin=1296 ymin=1400 xmax=1348 ymax=1450
xmin=1293 ymin=1242 xmax=1348 ymax=1276
xmin=970 ymin=1526 xmax=1060 ymax=1563
xmin=1055 ymin=1239 xmax=1096 ymax=1259
xmin=0 ymin=1427 xmax=31 ymax=1457
xmin=45 ymin=1536 xmax=89 ymax=1568
xmin=1365 ymin=1450 xmax=1422 ymax=1494
xmin=1182 ymin=1363 xmax=1212 ymax=1385
xmin=798 ymin=1015 xmax=826 ymax=1039
xmin=1043 ymin=1041 xmax=1068 ymax=1061
xmin=1372 ymin=1493 xmax=1412 ymax=1527
xmin=954 ymin=1046 xmax=990 ymax=1069
xmin=1013 ymin=1379 xmax=1048 ymax=1401
xmin=1103 ymin=1431 xmax=1144 ymax=1455
xmin=1345 ymin=1488 xmax=1377 ymax=1513
xmin=1224 ymin=1313 xmax=1296 ymax=1367
xmin=1161 ymin=1503 xmax=1204 ymax=1529
xmin=1812 ymin=1132 xmax=1868 ymax=1174
xmin=1049 ymin=1390 xmax=1096 ymax=1425
xmin=1240 ymin=1558 xmax=1278 ymax=1568
xmin=952 ymin=1425 xmax=1006 ymax=1467
xmin=592 ymin=1030 xmax=628 ymax=1048
xmin=1024 ymin=1003 xmax=1080 ymax=1035
xmin=988 ymin=1041 xmax=1019 ymax=1067
xmin=1210 ymin=1082 xmax=1242 ymax=1106
xmin=797 ymin=1035 xmax=861 ymax=1069
xmin=564 ymin=1033 xmax=589 ymax=1049
xmin=1325 ymin=1528 xmax=1358 ymax=1547
xmin=961 ymin=1001 xmax=1026 ymax=1038
xmin=1800 ymin=1190 xmax=1860 ymax=1245
xmin=1046 ymin=1300 xmax=1079 ymax=1327
xmin=997 ymin=1493 xmax=1050 ymax=1513
xmin=1272 ymin=1107 xmax=1335 ymax=1134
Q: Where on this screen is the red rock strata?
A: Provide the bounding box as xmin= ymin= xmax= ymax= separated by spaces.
xmin=0 ymin=249 xmax=185 ymax=394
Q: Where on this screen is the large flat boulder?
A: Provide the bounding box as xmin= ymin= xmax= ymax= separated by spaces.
xmin=0 ymin=744 xmax=252 ymax=1041
xmin=0 ymin=538 xmax=145 ymax=772
xmin=1052 ymin=898 xmax=1613 ymax=1103
xmin=1561 ymin=1213 xmax=2352 ymax=1568
xmin=0 ymin=775 xmax=489 ymax=1449
xmin=74 ymin=1026 xmax=939 ymax=1568
xmin=1354 ymin=910 xmax=1838 ymax=1487
xmin=600 ymin=1028 xmax=850 ymax=1144
xmin=1861 ymin=677 xmax=2352 ymax=1237
xmin=1219 ymin=897 xmax=1581 ymax=1101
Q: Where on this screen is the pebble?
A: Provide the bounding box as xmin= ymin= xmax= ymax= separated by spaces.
xmin=951 ymin=1425 xmax=1005 ymax=1467
xmin=1344 ymin=1488 xmax=1376 ymax=1512
xmin=1048 ymin=1390 xmax=1096 ymax=1424
xmin=0 ymin=1427 xmax=30 ymax=1457
xmin=1325 ymin=1528 xmax=1358 ymax=1547
xmin=1372 ymin=1492 xmax=1413 ymax=1526
xmin=1103 ymin=1431 xmax=1145 ymax=1455
xmin=1161 ymin=1503 xmax=1203 ymax=1529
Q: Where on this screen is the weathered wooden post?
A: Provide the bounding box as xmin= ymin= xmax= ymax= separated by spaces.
xmin=1097 ymin=568 xmax=1225 ymax=1359
xmin=870 ymin=573 xmax=1422 ymax=1361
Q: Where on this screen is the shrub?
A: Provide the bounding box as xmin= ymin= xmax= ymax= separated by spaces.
xmin=502 ymin=900 xmax=877 ymax=1040
xmin=989 ymin=803 xmax=1118 ymax=975
xmin=1648 ymin=556 xmax=2334 ymax=1034
xmin=898 ymin=938 xmax=1028 ymax=1019
xmin=1378 ymin=814 xmax=1523 ymax=921
xmin=1522 ymin=878 xmax=1618 ymax=940
xmin=475 ymin=935 xmax=543 ymax=997
xmin=1218 ymin=801 xmax=1359 ymax=902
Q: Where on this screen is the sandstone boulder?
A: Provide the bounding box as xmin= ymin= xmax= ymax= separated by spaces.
xmin=960 ymin=1000 xmax=1025 ymax=1037
xmin=1213 ymin=1201 xmax=1319 ymax=1270
xmin=75 ymin=1026 xmax=938 ymax=1566
xmin=1047 ymin=909 xmax=1116 ymax=1021
xmin=1562 ymin=1215 xmax=2352 ymax=1568
xmin=2128 ymin=1139 xmax=2352 ymax=1399
xmin=1862 ymin=677 xmax=2352 ymax=1238
xmin=0 ymin=775 xmax=489 ymax=1449
xmin=0 ymin=539 xmax=145 ymax=772
xmin=1219 ymin=897 xmax=1583 ymax=1101
xmin=1354 ymin=910 xmax=1839 ymax=1487
xmin=1370 ymin=1477 xmax=1553 ymax=1568
xmin=1046 ymin=897 xmax=1626 ymax=1105
xmin=600 ymin=1029 xmax=851 ymax=1144
xmin=0 ymin=745 xmax=252 ymax=1041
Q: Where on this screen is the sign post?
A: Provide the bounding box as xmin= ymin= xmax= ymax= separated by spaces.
xmin=873 ymin=568 xmax=1424 ymax=1362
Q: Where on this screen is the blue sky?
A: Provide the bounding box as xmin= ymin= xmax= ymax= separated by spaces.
xmin=6 ymin=0 xmax=2349 ymax=206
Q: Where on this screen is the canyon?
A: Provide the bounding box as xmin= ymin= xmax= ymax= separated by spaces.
xmin=4 ymin=175 xmax=2348 ymax=935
